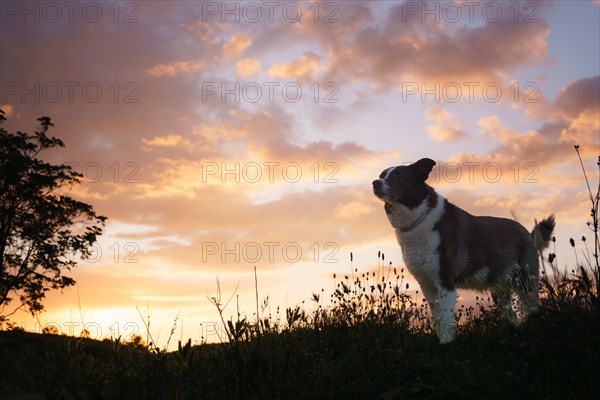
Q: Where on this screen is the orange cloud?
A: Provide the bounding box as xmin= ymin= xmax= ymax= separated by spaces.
xmin=445 ymin=115 xmax=567 ymax=185
xmin=223 ymin=32 xmax=252 ymax=59
xmin=558 ymin=109 xmax=600 ymax=152
xmin=268 ymin=52 xmax=323 ymax=82
xmin=334 ymin=199 xmax=375 ymax=219
xmin=145 ymin=60 xmax=205 ymax=76
xmin=142 ymin=134 xmax=191 ymax=148
xmin=425 ymin=108 xmax=469 ymax=141
xmin=442 ymin=76 xmax=599 ymax=184
xmin=1 ymin=104 xmax=13 ymax=116
xmin=539 ymin=76 xmax=599 ymax=158
xmin=236 ymin=58 xmax=261 ymax=77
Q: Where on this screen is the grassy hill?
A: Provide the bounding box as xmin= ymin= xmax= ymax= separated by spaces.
xmin=1 ymin=265 xmax=599 ymax=400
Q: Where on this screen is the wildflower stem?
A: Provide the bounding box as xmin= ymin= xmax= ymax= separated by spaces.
xmin=254 ymin=266 xmax=260 ymax=337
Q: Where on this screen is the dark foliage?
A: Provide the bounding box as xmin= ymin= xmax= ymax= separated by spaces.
xmin=0 ymin=109 xmax=106 ymax=320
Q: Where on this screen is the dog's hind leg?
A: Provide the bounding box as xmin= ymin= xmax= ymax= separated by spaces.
xmin=492 ymin=261 xmax=539 ymax=328
xmin=518 ymin=251 xmax=541 ymax=315
xmin=491 ymin=281 xmax=519 ymax=327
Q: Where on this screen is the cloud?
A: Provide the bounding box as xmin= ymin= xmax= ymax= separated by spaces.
xmin=543 ymin=76 xmax=599 ymax=157
xmin=297 ymin=2 xmax=552 ymax=90
xmin=447 ymin=115 xmax=568 ymax=181
xmin=236 ymin=58 xmax=262 ymax=77
xmin=557 ymin=108 xmax=600 ymax=153
xmin=142 ymin=134 xmax=192 ymax=148
xmin=144 ymin=60 xmax=205 ymax=76
xmin=74 ymin=179 xmax=392 ymax=272
xmin=445 ymin=76 xmax=599 ymax=179
xmin=437 ymin=185 xmax=589 ymax=230
xmin=0 ymin=105 xmax=13 ymax=116
xmin=425 ymin=107 xmax=469 ymax=141
xmin=223 ymin=32 xmax=252 ymax=59
xmin=334 ymin=199 xmax=375 ymax=219
xmin=180 ymin=18 xmax=218 ymax=44
xmin=553 ymin=76 xmax=600 ymax=119
xmin=268 ymin=51 xmax=324 ymax=82
xmin=179 ymin=106 xmax=381 ymax=165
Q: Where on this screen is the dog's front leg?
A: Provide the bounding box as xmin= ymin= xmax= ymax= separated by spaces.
xmin=418 ymin=281 xmax=453 ymax=343
xmin=420 ymin=281 xmax=456 ymax=343
xmin=436 ymin=287 xmax=456 ymax=343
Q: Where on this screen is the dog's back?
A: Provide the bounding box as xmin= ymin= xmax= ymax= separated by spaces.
xmin=434 ymin=202 xmax=540 ymax=291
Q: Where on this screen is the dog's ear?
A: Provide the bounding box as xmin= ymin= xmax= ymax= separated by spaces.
xmin=413 ymin=158 xmax=436 ymax=181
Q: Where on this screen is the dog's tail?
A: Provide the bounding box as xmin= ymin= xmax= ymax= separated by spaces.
xmin=532 ymin=215 xmax=556 ymax=251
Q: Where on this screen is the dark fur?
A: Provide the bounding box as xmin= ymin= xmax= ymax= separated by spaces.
xmin=434 ymin=203 xmax=547 ymax=290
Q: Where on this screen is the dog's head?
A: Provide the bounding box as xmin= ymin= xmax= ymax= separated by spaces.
xmin=372 ymin=158 xmax=436 ymax=212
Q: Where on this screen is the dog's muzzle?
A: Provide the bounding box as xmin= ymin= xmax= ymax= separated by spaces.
xmin=372 ymin=179 xmax=386 ymax=198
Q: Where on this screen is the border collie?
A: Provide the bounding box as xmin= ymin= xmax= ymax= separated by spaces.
xmin=372 ymin=158 xmax=555 ymax=343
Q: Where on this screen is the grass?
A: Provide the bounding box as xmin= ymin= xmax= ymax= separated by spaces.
xmin=1 ymin=147 xmax=599 ymax=400
xmin=1 ymin=285 xmax=599 ymax=400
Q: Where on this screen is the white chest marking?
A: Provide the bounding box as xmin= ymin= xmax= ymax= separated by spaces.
xmin=389 ymin=193 xmax=445 ymax=285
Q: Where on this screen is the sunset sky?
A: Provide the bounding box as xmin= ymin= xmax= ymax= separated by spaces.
xmin=1 ymin=0 xmax=599 ymax=347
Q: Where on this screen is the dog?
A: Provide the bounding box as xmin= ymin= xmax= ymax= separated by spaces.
xmin=372 ymin=158 xmax=555 ymax=343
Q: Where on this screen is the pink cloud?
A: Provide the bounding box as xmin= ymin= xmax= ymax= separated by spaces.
xmin=553 ymin=76 xmax=600 ymax=119
xmin=295 ymin=2 xmax=552 ymax=90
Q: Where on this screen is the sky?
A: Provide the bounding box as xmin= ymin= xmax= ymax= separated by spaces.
xmin=1 ymin=0 xmax=599 ymax=347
